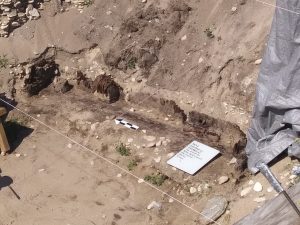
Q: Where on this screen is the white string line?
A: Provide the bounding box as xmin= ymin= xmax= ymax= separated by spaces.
xmin=255 ymin=0 xmax=300 ymax=15
xmin=0 ymin=98 xmax=221 ymax=225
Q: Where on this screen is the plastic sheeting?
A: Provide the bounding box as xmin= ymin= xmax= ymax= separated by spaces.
xmin=246 ymin=0 xmax=300 ymax=173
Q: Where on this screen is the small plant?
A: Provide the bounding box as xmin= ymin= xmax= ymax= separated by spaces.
xmin=83 ymin=0 xmax=93 ymax=6
xmin=116 ymin=143 xmax=131 ymax=156
xmin=127 ymin=57 xmax=137 ymax=69
xmin=144 ymin=173 xmax=168 ymax=186
xmin=204 ymin=28 xmax=215 ymax=39
xmin=0 ymin=55 xmax=8 ymax=69
xmin=127 ymin=159 xmax=138 ymax=171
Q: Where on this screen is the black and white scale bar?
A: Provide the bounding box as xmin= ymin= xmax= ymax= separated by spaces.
xmin=115 ymin=118 xmax=139 ymax=130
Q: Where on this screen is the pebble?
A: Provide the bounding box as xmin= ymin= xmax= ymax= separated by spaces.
xmin=129 ymin=108 xmax=135 ymax=112
xmin=168 ymin=198 xmax=174 ymax=203
xmin=181 ymin=35 xmax=187 ymax=41
xmin=254 ymin=58 xmax=262 ymax=65
xmin=253 ymin=182 xmax=263 ymax=192
xmin=142 ymin=130 xmax=147 ymax=133
xmin=253 ymin=197 xmax=266 ymax=203
xmin=198 ymin=57 xmax=204 ymax=63
xmin=218 ymin=176 xmax=229 ymax=184
xmin=154 ymin=156 xmax=161 ymax=163
xmin=156 ymin=140 xmax=162 ymax=147
xmin=38 ymin=168 xmax=45 ymax=172
xmin=248 ymin=180 xmax=254 ymax=185
xmin=229 ymin=157 xmax=237 ymax=164
xmin=231 ymin=6 xmax=237 ymax=12
xmin=127 ymin=138 xmax=133 ymax=143
xmin=90 ymin=160 xmax=94 ymax=166
xmin=138 ymin=179 xmax=144 ymax=183
xmin=117 ymin=173 xmax=122 ymax=178
xmin=197 ymin=185 xmax=202 ymax=192
xmin=90 ymin=122 xmax=99 ymax=131
xmin=142 ymin=0 xmax=147 ymax=3
xmin=147 ymin=201 xmax=161 ymax=210
xmin=190 ymin=187 xmax=197 ymax=194
xmin=267 ymin=187 xmax=274 ymax=193
xmin=67 ymin=143 xmax=72 ymax=149
xmin=240 ymin=187 xmax=252 ymax=197
xmin=15 ymin=153 xmax=21 ymax=158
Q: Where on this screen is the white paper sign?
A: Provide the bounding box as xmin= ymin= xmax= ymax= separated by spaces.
xmin=167 ymin=141 xmax=220 ymax=175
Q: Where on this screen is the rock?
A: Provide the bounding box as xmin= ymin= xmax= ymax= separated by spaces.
xmin=117 ymin=173 xmax=122 ymax=178
xmin=90 ymin=122 xmax=99 ymax=131
xmin=154 ymin=156 xmax=161 ymax=163
xmin=267 ymin=186 xmax=274 ymax=193
xmin=129 ymin=108 xmax=135 ymax=112
xmin=146 ymin=142 xmax=156 ymax=148
xmin=253 ymin=182 xmax=263 ymax=192
xmin=198 ymin=57 xmax=204 ymax=64
xmin=231 ymin=6 xmax=237 ymax=12
xmin=147 ymin=201 xmax=161 ymax=210
xmin=253 ymin=197 xmax=266 ymax=203
xmin=199 ymin=196 xmax=228 ymax=225
xmin=90 ymin=160 xmax=94 ymax=166
xmin=190 ymin=187 xmax=197 ymax=194
xmin=181 ymin=35 xmax=187 ymax=41
xmin=289 ymin=175 xmax=297 ymax=180
xmin=142 ymin=0 xmax=147 ymax=2
xmin=248 ymin=180 xmax=254 ymax=185
xmin=38 ymin=168 xmax=45 ymax=172
xmin=15 ymin=153 xmax=21 ymax=157
xmin=197 ymin=185 xmax=202 ymax=192
xmin=127 ymin=138 xmax=133 ymax=143
xmin=143 ymin=135 xmax=156 ymax=142
xmin=218 ymin=176 xmax=229 ymax=184
xmin=254 ymin=58 xmax=262 ymax=65
xmin=168 ymin=198 xmax=174 ymax=203
xmin=162 ymin=140 xmax=168 ymax=146
xmin=142 ymin=130 xmax=147 ymax=133
xmin=240 ymin=187 xmax=252 ymax=197
xmin=156 ymin=140 xmax=162 ymax=147
xmin=229 ymin=157 xmax=237 ymax=164
xmin=67 ymin=143 xmax=72 ymax=149
xmin=28 ymin=8 xmax=40 ymax=18
xmin=138 ymin=179 xmax=144 ymax=183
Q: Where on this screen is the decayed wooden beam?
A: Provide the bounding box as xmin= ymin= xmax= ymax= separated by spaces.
xmin=0 ymin=107 xmax=10 ymax=155
xmin=235 ymin=182 xmax=300 ymax=225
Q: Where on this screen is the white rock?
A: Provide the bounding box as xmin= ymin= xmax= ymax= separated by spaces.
xmin=15 ymin=153 xmax=21 ymax=158
xmin=168 ymin=198 xmax=174 ymax=203
xmin=190 ymin=187 xmax=197 ymax=194
xmin=142 ymin=0 xmax=147 ymax=3
xmin=253 ymin=197 xmax=266 ymax=203
xmin=248 ymin=180 xmax=254 ymax=185
xmin=254 ymin=58 xmax=262 ymax=65
xmin=146 ymin=142 xmax=156 ymax=148
xmin=147 ymin=201 xmax=161 ymax=210
xmin=117 ymin=173 xmax=122 ymax=178
xmin=181 ymin=35 xmax=187 ymax=41
xmin=289 ymin=175 xmax=297 ymax=180
xmin=231 ymin=6 xmax=237 ymax=12
xmin=38 ymin=168 xmax=45 ymax=172
xmin=129 ymin=108 xmax=135 ymax=112
xmin=267 ymin=187 xmax=274 ymax=193
xmin=218 ymin=176 xmax=229 ymax=184
xmin=198 ymin=57 xmax=204 ymax=64
xmin=90 ymin=160 xmax=94 ymax=166
xmin=240 ymin=187 xmax=252 ymax=197
xmin=90 ymin=122 xmax=99 ymax=131
xmin=67 ymin=143 xmax=72 ymax=149
xmin=127 ymin=138 xmax=133 ymax=143
xmin=156 ymin=140 xmax=162 ymax=147
xmin=253 ymin=182 xmax=263 ymax=192
xmin=142 ymin=130 xmax=147 ymax=133
xmin=138 ymin=179 xmax=144 ymax=183
xmin=154 ymin=156 xmax=161 ymax=163
xmin=229 ymin=157 xmax=237 ymax=164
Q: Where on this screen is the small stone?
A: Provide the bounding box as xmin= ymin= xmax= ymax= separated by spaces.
xmin=267 ymin=187 xmax=274 ymax=193
xmin=90 ymin=122 xmax=99 ymax=131
xmin=38 ymin=168 xmax=45 ymax=172
xmin=90 ymin=160 xmax=94 ymax=166
xmin=198 ymin=57 xmax=204 ymax=63
xmin=15 ymin=153 xmax=21 ymax=157
xmin=117 ymin=173 xmax=122 ymax=178
xmin=289 ymin=175 xmax=297 ymax=180
xmin=130 ymin=108 xmax=135 ymax=112
xmin=231 ymin=6 xmax=237 ymax=12
xmin=138 ymin=179 xmax=144 ymax=183
xmin=181 ymin=35 xmax=187 ymax=41
xmin=168 ymin=198 xmax=174 ymax=203
xmin=142 ymin=130 xmax=147 ymax=133
xmin=253 ymin=197 xmax=266 ymax=203
xmin=190 ymin=187 xmax=197 ymax=194
xmin=146 ymin=142 xmax=156 ymax=148
xmin=218 ymin=176 xmax=229 ymax=184
xmin=240 ymin=187 xmax=252 ymax=197
xmin=67 ymin=143 xmax=72 ymax=149
xmin=248 ymin=180 xmax=254 ymax=185
xmin=229 ymin=157 xmax=237 ymax=164
xmin=162 ymin=141 xmax=168 ymax=146
xmin=127 ymin=138 xmax=133 ymax=143
xmin=142 ymin=0 xmax=147 ymax=3
xmin=156 ymin=140 xmax=162 ymax=147
xmin=254 ymin=58 xmax=262 ymax=65
xmin=154 ymin=156 xmax=161 ymax=163
xmin=253 ymin=182 xmax=263 ymax=192
xmin=147 ymin=201 xmax=161 ymax=210
xmin=197 ymin=185 xmax=202 ymax=192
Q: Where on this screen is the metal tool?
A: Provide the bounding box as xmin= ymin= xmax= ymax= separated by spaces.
xmin=256 ymin=161 xmax=300 ymax=217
